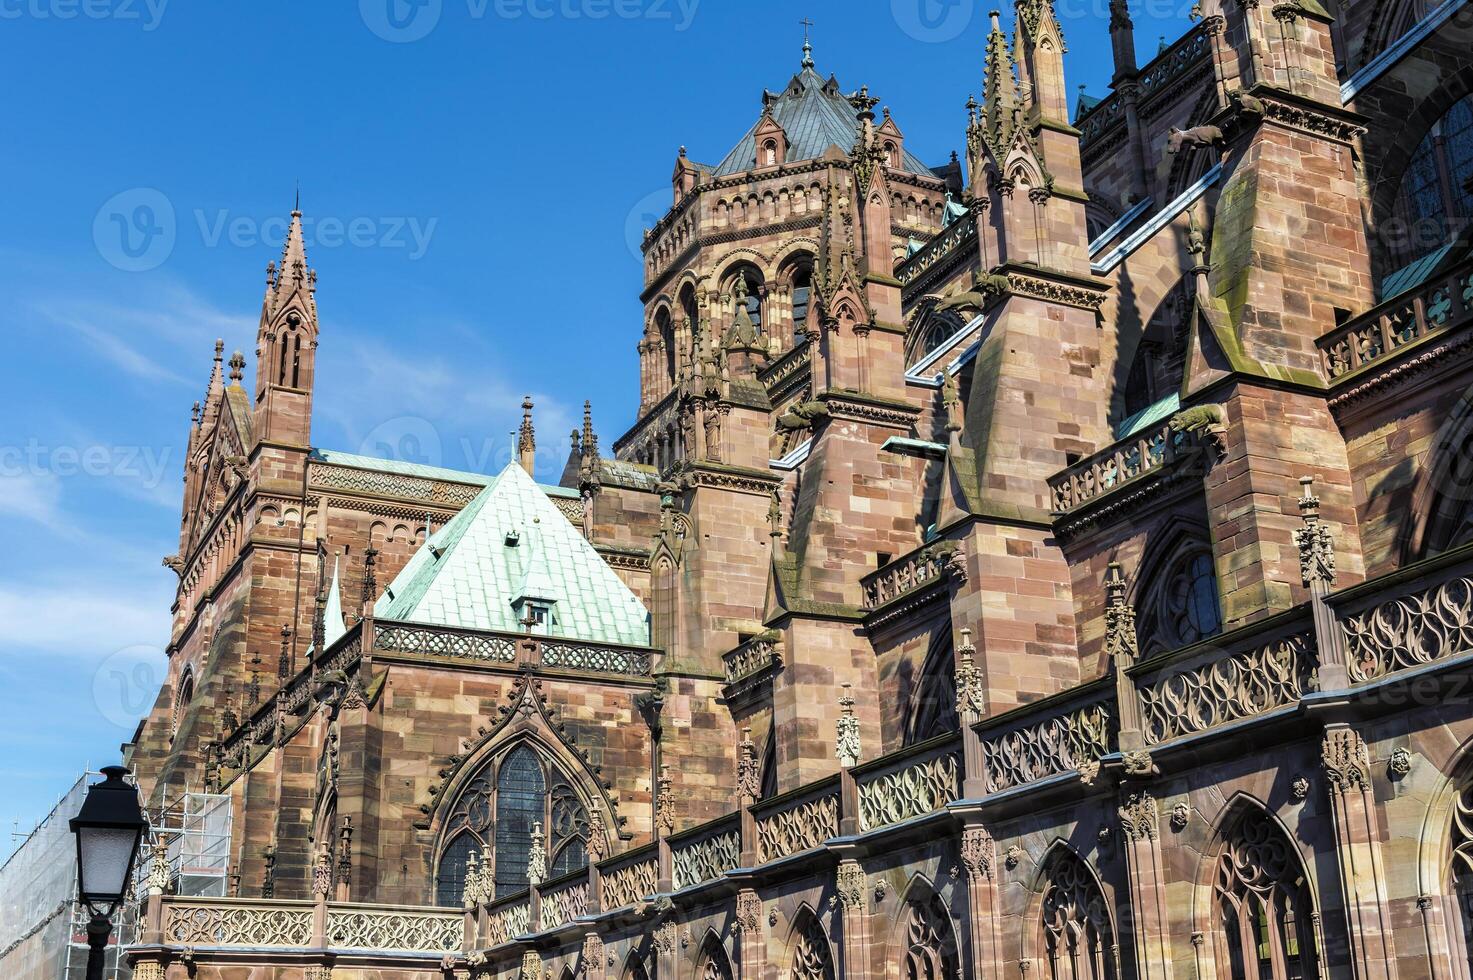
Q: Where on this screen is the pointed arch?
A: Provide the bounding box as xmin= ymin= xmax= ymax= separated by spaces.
xmin=1417 ymin=736 xmax=1473 ymax=972
xmin=786 ymin=905 xmax=836 ymax=980
xmin=1027 ymin=841 xmax=1119 ymax=980
xmin=1403 ymin=383 xmax=1473 ymax=561
xmin=1197 ymin=794 xmax=1322 ymax=980
xmin=888 ymin=874 xmax=961 ymax=980
xmin=1133 ymin=518 xmax=1222 ymax=655
xmin=695 ymin=929 xmax=735 ymax=980
xmin=903 ymin=627 xmax=959 ymax=747
xmin=621 ymin=948 xmax=653 ymax=980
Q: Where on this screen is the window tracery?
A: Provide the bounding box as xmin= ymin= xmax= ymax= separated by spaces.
xmin=1038 ymin=848 xmax=1116 ymax=980
xmin=434 ymin=743 xmax=592 ymax=907
xmin=1138 ymin=537 xmax=1222 ymax=655
xmin=1449 ymin=776 xmax=1473 ymax=968
xmin=790 ymin=915 xmax=835 ymax=980
xmin=901 ymin=892 xmax=960 ymax=980
xmin=1214 ymin=807 xmax=1319 ymax=980
xmin=904 ymin=630 xmax=959 ymax=746
xmin=1395 ymin=93 xmax=1473 ymax=263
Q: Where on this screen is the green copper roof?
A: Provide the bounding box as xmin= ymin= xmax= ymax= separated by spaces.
xmin=1116 ymin=392 xmax=1180 ymax=439
xmin=373 ymin=463 xmax=650 ymax=646
xmin=713 ymin=65 xmax=933 ymax=177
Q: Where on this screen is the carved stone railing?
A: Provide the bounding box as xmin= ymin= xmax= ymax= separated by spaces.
xmin=483 ymin=893 xmax=531 ymax=947
xmin=309 ymin=458 xmax=485 ymax=507
xmin=861 ymin=540 xmax=963 ymax=610
xmin=1132 ymin=616 xmax=1316 ymax=746
xmin=671 ymin=816 xmax=741 ymax=890
xmin=1337 ymin=549 xmax=1473 ymax=683
xmin=161 ymin=897 xmax=315 ymax=948
xmin=854 ymin=736 xmax=961 ymax=832
xmin=218 ymin=622 xmax=365 ymax=771
xmin=541 ymin=638 xmax=654 ymax=677
xmin=599 ymin=848 xmax=658 ymax=910
xmin=1079 ymin=21 xmax=1212 ymax=151
xmin=1048 ymin=420 xmax=1199 ymax=514
xmin=326 ymin=903 xmax=462 ymax=953
xmin=723 ymin=632 xmax=783 ymax=684
xmin=897 ymin=210 xmax=977 ymax=289
xmin=374 ymin=620 xmax=517 ymax=663
xmin=538 ymin=873 xmax=590 ymax=931
xmin=977 ymin=683 xmax=1115 ymax=793
xmin=752 ymin=778 xmax=841 ymax=863
xmin=1318 ymin=257 xmax=1473 ymax=380
xmin=612 ymin=387 xmax=680 ymax=459
xmin=759 ymin=338 xmax=812 ymax=396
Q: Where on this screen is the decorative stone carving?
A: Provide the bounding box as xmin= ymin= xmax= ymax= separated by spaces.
xmin=1122 ymin=749 xmax=1154 ymax=776
xmin=1389 ymin=747 xmax=1413 ymax=778
xmin=1118 ymin=793 xmax=1159 ymax=841
xmin=1006 ymin=845 xmax=1022 ymax=870
xmin=1323 ymin=728 xmax=1372 ymax=791
xmin=836 ymin=860 xmax=867 ymax=910
xmin=1171 ymin=802 xmax=1191 ymax=831
xmin=737 ymin=728 xmax=760 ymax=798
xmin=312 ymin=845 xmax=332 ymax=897
xmin=734 ymin=891 xmax=761 ymax=934
xmin=1293 ymin=476 xmax=1336 ymax=589
xmin=954 ymin=628 xmax=985 ymax=718
xmin=521 ymin=950 xmax=544 ymax=980
xmin=1104 ymin=562 xmax=1139 ymax=666
xmin=836 ymin=684 xmax=861 ymax=768
xmin=579 ymin=934 xmax=603 ymax=978
xmin=527 ymin=820 xmax=546 ymax=886
xmin=654 ymin=921 xmax=677 ymax=955
xmin=655 ymin=764 xmax=676 ymax=835
xmin=147 ymin=838 xmax=170 ymax=896
xmin=960 ymin=826 xmax=996 ymax=880
xmin=1291 ymin=775 xmax=1311 ymax=802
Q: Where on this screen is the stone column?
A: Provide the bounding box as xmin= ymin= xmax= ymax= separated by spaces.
xmin=1322 ymin=726 xmax=1399 ymax=980
xmin=957 ymin=820 xmax=1002 ymax=980
xmin=734 ymin=889 xmax=763 ymax=980
xmin=1118 ymin=792 xmax=1174 ymax=980
xmin=581 ymin=933 xmax=607 ymax=980
xmin=655 ymin=920 xmax=679 ymax=980
xmin=835 ymin=859 xmax=871 ymax=980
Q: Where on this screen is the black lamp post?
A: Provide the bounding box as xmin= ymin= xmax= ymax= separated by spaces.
xmin=69 ymin=766 xmax=148 ymax=980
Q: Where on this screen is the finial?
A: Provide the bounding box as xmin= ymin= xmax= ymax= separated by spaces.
xmin=955 ymin=628 xmax=983 ymax=718
xmin=191 ymin=401 xmax=201 ymax=424
xmin=214 ymin=338 xmax=224 ymax=361
xmin=228 ymin=351 xmax=245 ymax=383
xmin=989 ymin=8 xmax=1003 ymax=30
xmin=836 ymin=683 xmax=860 ymax=768
xmin=1104 ymin=561 xmax=1140 ymax=667
xmin=519 ymin=396 xmax=536 ymax=476
xmin=678 ymin=145 xmax=687 ymax=158
xmin=800 ymin=16 xmax=815 ymax=67
xmin=1293 ymin=476 xmax=1336 ymax=590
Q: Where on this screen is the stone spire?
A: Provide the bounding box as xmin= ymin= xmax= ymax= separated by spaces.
xmin=254 ymin=206 xmax=319 ymax=447
xmin=518 ymin=396 xmax=536 ymax=476
xmin=983 ymin=10 xmax=1018 ymax=153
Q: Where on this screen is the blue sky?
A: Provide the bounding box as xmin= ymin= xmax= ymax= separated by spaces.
xmin=0 ymin=0 xmax=1192 ymax=853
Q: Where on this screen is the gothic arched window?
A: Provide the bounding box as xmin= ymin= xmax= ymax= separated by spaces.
xmin=1139 ymin=539 xmax=1223 ymax=655
xmin=1445 ymin=774 xmax=1473 ymax=968
xmin=1395 ymin=93 xmax=1473 ymax=263
xmin=790 ymin=914 xmax=835 ymax=980
xmin=656 ymin=308 xmax=676 ymax=384
xmin=1214 ymin=807 xmax=1320 ymax=980
xmin=904 ymin=631 xmax=958 ymax=746
xmin=901 ymin=892 xmax=960 ymax=980
xmin=698 ymin=938 xmax=736 ymax=980
xmin=1038 ymin=849 xmax=1117 ymax=980
xmin=172 ymin=668 xmax=195 ymax=739
xmin=789 ymin=262 xmax=814 ymax=341
xmin=728 ymin=266 xmax=764 ymax=333
xmin=433 ymin=743 xmax=592 ymax=907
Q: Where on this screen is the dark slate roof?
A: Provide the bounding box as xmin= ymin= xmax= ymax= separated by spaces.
xmin=713 ymin=66 xmax=933 ymax=178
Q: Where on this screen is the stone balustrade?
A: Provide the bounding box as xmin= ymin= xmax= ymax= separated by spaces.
xmin=752 ymin=777 xmax=842 ymax=863
xmin=853 ymin=736 xmax=961 ymax=831
xmin=670 ymin=815 xmax=741 ymax=890
xmin=1047 ymin=419 xmax=1200 ymax=515
xmin=861 ymin=540 xmax=962 ymax=610
xmin=977 ymin=684 xmax=1115 ymax=792
xmin=1318 ymin=256 xmax=1473 ymax=380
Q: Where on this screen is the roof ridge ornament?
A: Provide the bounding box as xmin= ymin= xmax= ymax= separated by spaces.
xmin=800 ymin=16 xmax=815 ymax=68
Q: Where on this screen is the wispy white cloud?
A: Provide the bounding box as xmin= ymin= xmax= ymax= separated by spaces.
xmin=0 ymin=473 xmax=64 ymax=530
xmin=26 ymin=281 xmax=253 ymax=387
xmin=0 ymin=577 xmax=170 ymax=658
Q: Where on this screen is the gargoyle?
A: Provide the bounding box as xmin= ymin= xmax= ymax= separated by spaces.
xmin=162 ymin=554 xmax=185 ymax=576
xmin=1169 ymin=404 xmax=1229 ymax=456
xmin=1166 ymin=125 xmax=1225 ymax=154
xmin=776 ymin=400 xmax=830 ymax=431
xmin=934 ymin=271 xmax=1011 ymax=313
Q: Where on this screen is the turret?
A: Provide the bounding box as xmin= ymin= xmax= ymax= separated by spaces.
xmin=253 ymin=209 xmax=318 ymax=448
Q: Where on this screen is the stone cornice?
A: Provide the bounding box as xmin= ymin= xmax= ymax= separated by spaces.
xmin=679 ymin=462 xmax=784 ymax=496
xmin=815 ymin=389 xmax=922 ymax=429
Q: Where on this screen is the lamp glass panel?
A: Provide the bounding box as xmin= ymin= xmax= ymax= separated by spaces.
xmin=78 ymin=827 xmax=138 ymax=900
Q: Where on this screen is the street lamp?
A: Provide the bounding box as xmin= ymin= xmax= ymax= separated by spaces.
xmin=70 ymin=766 xmax=148 ymax=980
